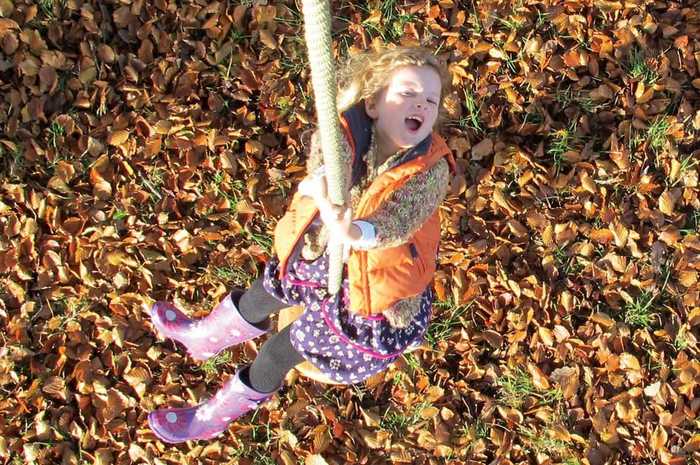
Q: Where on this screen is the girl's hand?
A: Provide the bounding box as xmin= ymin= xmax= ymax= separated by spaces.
xmin=298 ymin=167 xmax=361 ymax=242
xmin=298 ymin=166 xmax=327 ymax=203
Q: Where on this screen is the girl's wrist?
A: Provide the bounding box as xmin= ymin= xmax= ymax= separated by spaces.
xmin=348 ymin=223 xmax=362 ymax=241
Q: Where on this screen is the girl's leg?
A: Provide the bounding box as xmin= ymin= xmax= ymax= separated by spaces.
xmin=148 ymin=325 xmax=304 ymax=444
xmin=149 ymin=277 xmax=288 ymax=361
xmin=237 ymin=277 xmax=289 ymax=327
xmin=243 ymin=324 xmax=304 ymax=392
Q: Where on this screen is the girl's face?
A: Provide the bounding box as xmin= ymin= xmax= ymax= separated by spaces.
xmin=365 ymin=65 xmax=442 ymax=154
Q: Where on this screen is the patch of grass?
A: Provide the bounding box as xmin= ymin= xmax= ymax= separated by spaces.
xmin=462 ymin=87 xmax=483 ymax=132
xmin=0 ymin=143 xmax=25 ymax=178
xmin=212 ymin=174 xmax=245 ymax=213
xmin=380 ymin=400 xmax=431 ymax=434
xmin=647 ymin=116 xmax=671 ymax=153
xmin=623 ymin=291 xmax=657 ymax=328
xmin=466 ymin=3 xmax=484 ymax=34
xmin=275 ymin=95 xmax=297 ymax=122
xmin=112 ymin=210 xmax=128 ymax=221
xmin=199 ymin=351 xmax=233 ymax=377
xmin=553 ymin=246 xmax=584 ymax=277
xmin=213 ymin=265 xmax=256 ymax=288
xmin=229 ymin=28 xmax=250 ymax=44
xmin=459 ymin=418 xmax=490 ymax=443
xmin=401 ymin=352 xmax=421 ymax=376
xmin=360 ymin=0 xmax=417 ymax=43
xmin=627 ymin=47 xmax=659 ymax=86
xmin=47 ymin=121 xmax=66 ymax=150
xmin=497 ymin=368 xmax=563 ymax=409
xmin=673 ymin=325 xmax=691 ymax=352
xmin=242 ymin=227 xmax=273 ymax=255
xmin=493 ymin=14 xmax=526 ymax=33
xmin=547 ymin=124 xmax=578 ymax=175
xmin=425 ymin=300 xmax=470 ymax=347
xmin=556 ymin=87 xmax=603 ymax=114
xmin=518 ymin=424 xmax=571 ymax=458
xmin=669 ymin=153 xmax=699 ymax=187
xmin=681 ymin=209 xmax=700 ymax=236
xmin=535 ymin=10 xmax=550 ymax=31
xmin=38 ymin=0 xmax=62 ymax=19
xmin=139 ymin=167 xmax=165 ymax=204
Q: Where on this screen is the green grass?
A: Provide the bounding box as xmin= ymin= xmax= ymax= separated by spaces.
xmin=0 ymin=143 xmax=25 ymax=178
xmin=647 ymin=116 xmax=671 ymax=153
xmin=242 ymin=227 xmax=273 ymax=255
xmin=401 ymin=352 xmax=422 ymax=376
xmin=380 ymin=400 xmax=432 ymax=434
xmin=553 ymin=246 xmax=584 ymax=277
xmin=459 ymin=418 xmax=490 ymax=443
xmin=213 ymin=265 xmax=256 ymax=288
xmin=497 ymin=368 xmax=563 ymax=409
xmin=112 ymin=210 xmax=128 ymax=221
xmin=493 ymin=14 xmax=526 ymax=33
xmin=47 ymin=121 xmax=65 ymax=150
xmin=424 ymin=300 xmax=470 ymax=347
xmin=461 ymin=87 xmax=483 ymax=132
xmin=627 ymin=47 xmax=659 ymax=85
xmin=673 ymin=325 xmax=691 ymax=352
xmin=623 ymin=291 xmax=657 ymax=328
xmin=518 ymin=425 xmax=571 ymax=457
xmin=212 ymin=174 xmax=245 ymax=213
xmin=681 ymin=209 xmax=700 ymax=235
xmin=360 ymin=0 xmax=417 ymax=43
xmin=555 ymin=87 xmax=603 ymax=114
xmin=139 ymin=167 xmax=165 ymax=204
xmin=199 ymin=351 xmax=233 ymax=377
xmin=38 ymin=0 xmax=61 ymax=19
xmin=547 ymin=124 xmax=578 ymax=175
xmin=668 ymin=153 xmax=699 ymax=188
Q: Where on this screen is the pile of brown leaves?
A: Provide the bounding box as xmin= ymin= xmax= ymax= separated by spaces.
xmin=1 ymin=0 xmax=699 ymax=464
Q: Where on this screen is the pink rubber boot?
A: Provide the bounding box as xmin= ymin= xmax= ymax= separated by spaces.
xmin=148 ymin=370 xmax=275 ymax=443
xmin=149 ymin=291 xmax=267 ymax=361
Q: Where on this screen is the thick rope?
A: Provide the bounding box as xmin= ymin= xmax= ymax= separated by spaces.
xmin=301 ymin=0 xmax=346 ymax=295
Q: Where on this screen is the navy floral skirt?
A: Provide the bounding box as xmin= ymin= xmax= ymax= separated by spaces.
xmin=262 ymin=254 xmax=434 ymax=384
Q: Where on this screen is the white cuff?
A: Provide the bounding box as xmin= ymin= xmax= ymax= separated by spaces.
xmin=350 ymin=220 xmax=377 ymax=248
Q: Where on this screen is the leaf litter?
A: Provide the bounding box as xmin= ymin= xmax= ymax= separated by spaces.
xmin=1 ymin=0 xmax=700 ymax=464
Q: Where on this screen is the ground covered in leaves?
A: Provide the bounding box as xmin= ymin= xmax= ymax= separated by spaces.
xmin=1 ymin=0 xmax=700 ymax=464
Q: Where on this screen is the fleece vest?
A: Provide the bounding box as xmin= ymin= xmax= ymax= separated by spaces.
xmin=273 ymin=103 xmax=455 ymax=316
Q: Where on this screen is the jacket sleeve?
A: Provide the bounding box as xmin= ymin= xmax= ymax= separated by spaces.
xmin=353 ymin=157 xmax=450 ymax=250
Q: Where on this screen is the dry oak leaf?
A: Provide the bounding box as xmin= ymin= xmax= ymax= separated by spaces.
xmin=306 ymin=455 xmax=330 ymax=465
xmin=471 ymin=138 xmax=493 ymax=160
xmin=686 ymin=435 xmax=700 ymax=452
xmin=108 ymin=130 xmax=129 ymax=146
xmin=658 ymin=189 xmax=676 ymax=215
xmin=527 ymin=362 xmax=551 ymax=390
xmin=550 ymin=367 xmax=579 ymax=399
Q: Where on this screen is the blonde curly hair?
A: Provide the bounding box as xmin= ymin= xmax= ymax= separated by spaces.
xmin=336 ymin=47 xmax=451 ymax=117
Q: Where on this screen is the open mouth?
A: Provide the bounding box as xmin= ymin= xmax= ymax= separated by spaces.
xmin=404 ymin=115 xmax=423 ymax=133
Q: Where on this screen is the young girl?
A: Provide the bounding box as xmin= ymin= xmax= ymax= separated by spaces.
xmin=147 ymin=47 xmax=456 ymax=444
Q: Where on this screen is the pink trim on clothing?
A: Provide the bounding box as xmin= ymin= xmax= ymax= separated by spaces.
xmin=287 ymin=278 xmax=322 ymax=288
xmin=287 ymin=278 xmax=388 ymax=321
xmin=319 ymin=298 xmax=403 ymax=360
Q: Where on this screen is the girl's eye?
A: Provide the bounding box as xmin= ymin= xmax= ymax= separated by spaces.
xmin=401 ymin=91 xmax=415 ymax=97
xmin=427 ymin=99 xmax=438 ymax=105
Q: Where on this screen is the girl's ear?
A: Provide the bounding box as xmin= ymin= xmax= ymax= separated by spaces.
xmin=364 ymin=96 xmax=379 ymax=119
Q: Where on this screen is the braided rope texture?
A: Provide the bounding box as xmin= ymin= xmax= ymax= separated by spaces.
xmin=302 ymin=0 xmax=346 ymax=294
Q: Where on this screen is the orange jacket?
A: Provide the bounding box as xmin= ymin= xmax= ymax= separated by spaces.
xmin=273 ymin=104 xmax=455 ymax=316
